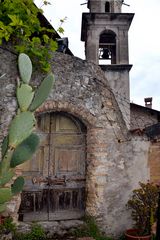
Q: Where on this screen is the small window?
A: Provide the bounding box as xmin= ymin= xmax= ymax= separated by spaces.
xmin=105 ymin=2 xmax=110 ymax=12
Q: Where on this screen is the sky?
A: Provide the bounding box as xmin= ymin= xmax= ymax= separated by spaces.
xmin=35 ymin=0 xmax=160 ymax=110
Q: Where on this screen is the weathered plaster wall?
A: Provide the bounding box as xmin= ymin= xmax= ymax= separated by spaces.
xmin=97 ymin=135 xmax=150 ymax=235
xmin=0 ymin=47 xmax=151 ymax=237
xmin=102 ymin=67 xmax=131 ymax=129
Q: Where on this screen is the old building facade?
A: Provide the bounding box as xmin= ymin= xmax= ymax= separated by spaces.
xmin=0 ymin=0 xmax=160 ymax=237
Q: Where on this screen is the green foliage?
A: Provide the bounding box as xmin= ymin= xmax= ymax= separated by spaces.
xmin=14 ymin=223 xmax=46 ymax=240
xmin=0 ymin=216 xmax=17 ymax=234
xmin=127 ymin=182 xmax=159 ymax=236
xmin=28 ymin=223 xmax=46 ymax=240
xmin=11 ymin=176 xmax=25 ymax=195
xmin=0 ymin=169 xmax=14 ymax=187
xmin=10 ymin=133 xmax=39 ymax=168
xmin=0 ymin=188 xmax=12 ymax=204
xmin=0 ymin=0 xmax=58 ymax=72
xmin=57 ymin=17 xmax=67 ymax=35
xmin=18 ymin=53 xmax=32 ymax=84
xmin=0 ymin=150 xmax=14 ymax=176
xmin=1 ymin=135 xmax=8 ymax=159
xmin=9 ymin=111 xmax=36 ymax=148
xmin=72 ymin=216 xmax=113 ymax=240
xmin=29 ymin=73 xmax=54 ymax=111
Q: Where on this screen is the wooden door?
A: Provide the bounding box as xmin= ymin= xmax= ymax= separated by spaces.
xmin=19 ymin=112 xmax=86 ymax=221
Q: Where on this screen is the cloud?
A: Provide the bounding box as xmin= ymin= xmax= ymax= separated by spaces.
xmin=127 ymin=0 xmax=160 ymax=110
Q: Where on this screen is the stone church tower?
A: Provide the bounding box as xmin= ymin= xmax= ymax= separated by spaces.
xmin=81 ymin=0 xmax=134 ymax=128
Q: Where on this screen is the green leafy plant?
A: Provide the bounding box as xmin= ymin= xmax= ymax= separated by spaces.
xmin=127 ymin=182 xmax=159 ymax=236
xmin=0 ymin=216 xmax=16 ymax=236
xmin=13 ymin=223 xmax=46 ymax=240
xmin=0 ymin=0 xmax=58 ymax=72
xmin=0 ymin=53 xmax=54 ymax=214
xmin=28 ymin=223 xmax=46 ymax=240
xmin=72 ymin=215 xmax=113 ymax=240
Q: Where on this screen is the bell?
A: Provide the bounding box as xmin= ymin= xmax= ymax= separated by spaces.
xmin=102 ymin=48 xmax=110 ymax=59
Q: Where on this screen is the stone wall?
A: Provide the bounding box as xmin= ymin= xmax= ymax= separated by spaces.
xmin=0 ymin=48 xmax=17 ymax=144
xmin=130 ymin=103 xmax=159 ymax=130
xmin=0 ymin=47 xmax=151 ymax=237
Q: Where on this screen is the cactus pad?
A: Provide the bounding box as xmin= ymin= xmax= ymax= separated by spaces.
xmin=9 ymin=111 xmax=36 ymax=148
xmin=11 ymin=176 xmax=25 ymax=195
xmin=0 ymin=188 xmax=12 ymax=204
xmin=18 ymin=53 xmax=32 ymax=84
xmin=0 ymin=150 xmax=14 ymax=175
xmin=29 ymin=73 xmax=54 ymax=111
xmin=10 ymin=133 xmax=39 ymax=168
xmin=0 ymin=170 xmax=14 ymax=187
xmin=1 ymin=135 xmax=8 ymax=159
xmin=17 ymin=84 xmax=34 ymax=111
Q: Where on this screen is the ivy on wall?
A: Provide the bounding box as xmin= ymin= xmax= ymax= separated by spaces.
xmin=0 ymin=0 xmax=59 ymax=72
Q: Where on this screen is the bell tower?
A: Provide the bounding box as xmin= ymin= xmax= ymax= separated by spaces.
xmin=81 ymin=0 xmax=134 ymax=128
xmin=88 ymin=0 xmax=122 ymax=14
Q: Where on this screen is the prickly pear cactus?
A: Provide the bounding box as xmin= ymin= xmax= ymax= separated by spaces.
xmin=9 ymin=111 xmax=36 ymax=148
xmin=0 ymin=188 xmax=12 ymax=204
xmin=29 ymin=73 xmax=54 ymax=111
xmin=11 ymin=176 xmax=25 ymax=195
xmin=17 ymin=84 xmax=34 ymax=112
xmin=0 ymin=53 xmax=54 ymax=213
xmin=10 ymin=133 xmax=40 ymax=168
xmin=18 ymin=53 xmax=32 ymax=84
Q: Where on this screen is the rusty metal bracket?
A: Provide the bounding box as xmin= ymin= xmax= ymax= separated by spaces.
xmin=32 ymin=176 xmax=66 ymax=186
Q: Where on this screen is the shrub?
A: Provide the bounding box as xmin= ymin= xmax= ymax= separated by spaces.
xmin=127 ymin=182 xmax=159 ymax=236
xmin=72 ymin=215 xmax=113 ymax=240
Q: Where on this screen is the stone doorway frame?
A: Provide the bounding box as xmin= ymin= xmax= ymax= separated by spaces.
xmin=34 ymin=100 xmax=108 ymax=220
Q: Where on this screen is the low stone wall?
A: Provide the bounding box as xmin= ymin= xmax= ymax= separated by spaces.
xmin=17 ymin=220 xmax=84 ymax=238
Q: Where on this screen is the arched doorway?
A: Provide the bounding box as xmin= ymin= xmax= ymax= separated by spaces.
xmin=19 ymin=112 xmax=86 ymax=221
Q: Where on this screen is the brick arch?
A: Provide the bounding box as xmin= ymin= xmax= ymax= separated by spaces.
xmin=36 ymin=100 xmax=107 ymax=220
xmin=35 ymin=100 xmax=97 ymax=127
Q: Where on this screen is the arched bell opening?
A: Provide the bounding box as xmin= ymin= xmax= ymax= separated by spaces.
xmin=99 ymin=30 xmax=116 ymax=65
xmin=18 ymin=112 xmax=87 ymax=222
xmin=105 ymin=1 xmax=110 ymax=12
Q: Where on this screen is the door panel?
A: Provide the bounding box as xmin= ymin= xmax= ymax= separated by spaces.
xmin=55 ymin=148 xmax=82 ymax=174
xmin=19 ymin=112 xmax=86 ymax=221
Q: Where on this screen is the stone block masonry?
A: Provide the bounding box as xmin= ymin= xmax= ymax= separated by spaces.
xmin=0 ymin=48 xmax=151 ymax=237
